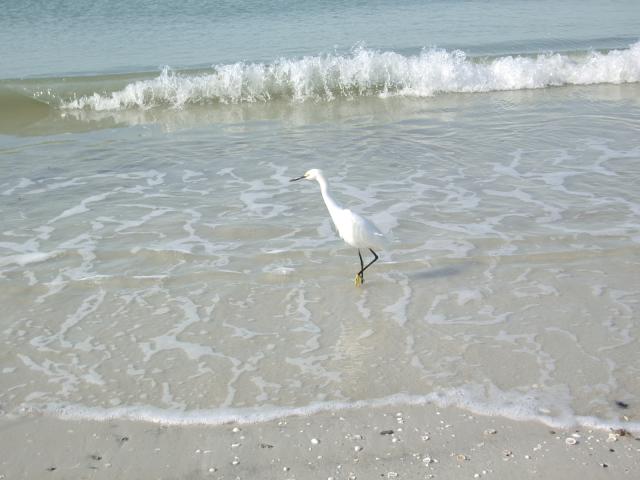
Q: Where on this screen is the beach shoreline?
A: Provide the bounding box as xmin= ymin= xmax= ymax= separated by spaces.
xmin=2 ymin=3 xmax=640 ymax=479
xmin=3 ymin=402 xmax=638 ymax=479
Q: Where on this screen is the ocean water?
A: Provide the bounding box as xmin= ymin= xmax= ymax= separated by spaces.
xmin=1 ymin=1 xmax=639 ymax=432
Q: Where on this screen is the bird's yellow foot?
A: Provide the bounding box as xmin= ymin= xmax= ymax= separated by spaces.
xmin=354 ymin=273 xmax=364 ymax=286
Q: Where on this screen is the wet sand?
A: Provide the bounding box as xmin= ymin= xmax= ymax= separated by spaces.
xmin=2 ymin=403 xmax=638 ymax=479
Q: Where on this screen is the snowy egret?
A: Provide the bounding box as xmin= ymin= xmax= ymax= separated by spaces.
xmin=290 ymin=169 xmax=386 ymax=286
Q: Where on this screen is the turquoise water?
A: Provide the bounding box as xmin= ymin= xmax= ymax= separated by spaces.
xmin=1 ymin=1 xmax=639 ymax=431
xmin=1 ymin=0 xmax=639 ymax=78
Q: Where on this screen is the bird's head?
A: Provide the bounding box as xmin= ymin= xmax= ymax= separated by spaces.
xmin=289 ymin=168 xmax=323 ymax=182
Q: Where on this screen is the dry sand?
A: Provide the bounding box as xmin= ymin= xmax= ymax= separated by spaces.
xmin=2 ymin=402 xmax=638 ymax=479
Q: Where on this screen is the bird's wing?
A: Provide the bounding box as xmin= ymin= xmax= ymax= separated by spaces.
xmin=343 ymin=209 xmax=386 ymax=249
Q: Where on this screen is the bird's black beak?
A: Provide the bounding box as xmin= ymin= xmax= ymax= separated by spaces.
xmin=289 ymin=175 xmax=306 ymax=182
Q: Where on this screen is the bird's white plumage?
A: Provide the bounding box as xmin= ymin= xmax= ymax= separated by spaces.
xmin=290 ymin=168 xmax=387 ymax=285
xmin=337 ymin=208 xmax=386 ymax=249
xmin=295 ymin=168 xmax=386 ymax=249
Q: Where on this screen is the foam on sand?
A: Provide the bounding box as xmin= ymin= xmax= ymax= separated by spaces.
xmin=0 ymin=251 xmax=59 ymax=268
xmin=22 ymin=387 xmax=640 ymax=434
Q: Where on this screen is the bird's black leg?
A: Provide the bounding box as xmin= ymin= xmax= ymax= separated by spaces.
xmin=361 ymin=249 xmax=379 ymax=276
xmin=357 ymin=249 xmax=365 ymax=284
xmin=355 ymin=249 xmax=378 ymax=286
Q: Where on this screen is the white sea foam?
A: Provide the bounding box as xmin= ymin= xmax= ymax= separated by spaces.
xmin=62 ymin=43 xmax=640 ymax=110
xmin=0 ymin=251 xmax=59 ymax=268
xmin=48 ymin=191 xmax=115 ymax=224
xmin=22 ymin=387 xmax=640 ymax=434
xmin=1 ymin=178 xmax=35 ymax=196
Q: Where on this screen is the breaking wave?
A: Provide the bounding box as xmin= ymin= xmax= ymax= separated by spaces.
xmin=37 ymin=42 xmax=640 ymax=110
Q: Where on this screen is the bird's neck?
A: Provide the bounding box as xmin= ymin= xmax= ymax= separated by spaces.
xmin=316 ymin=176 xmax=343 ymax=219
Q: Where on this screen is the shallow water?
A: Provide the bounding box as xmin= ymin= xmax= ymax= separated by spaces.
xmin=2 ymin=0 xmax=640 ymax=431
xmin=2 ymin=80 xmax=639 ymax=429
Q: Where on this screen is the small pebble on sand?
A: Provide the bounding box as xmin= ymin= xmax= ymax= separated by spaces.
xmin=232 ymin=427 xmax=241 ymax=433
xmin=484 ymin=429 xmax=497 ymax=435
xmin=354 ymin=445 xmax=363 ymax=452
xmin=311 ymin=438 xmax=320 ymax=445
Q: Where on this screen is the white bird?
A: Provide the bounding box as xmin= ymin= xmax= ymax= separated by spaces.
xmin=290 ymin=169 xmax=386 ymax=286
